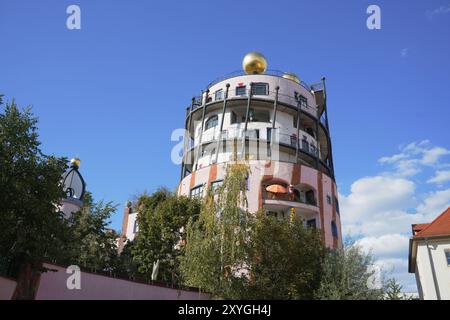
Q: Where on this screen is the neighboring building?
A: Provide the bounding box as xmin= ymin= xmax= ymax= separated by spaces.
xmin=60 ymin=157 xmax=86 ymax=222
xmin=120 ymin=52 xmax=343 ymax=249
xmin=409 ymin=207 xmax=450 ymax=300
xmin=118 ymin=201 xmax=139 ymax=251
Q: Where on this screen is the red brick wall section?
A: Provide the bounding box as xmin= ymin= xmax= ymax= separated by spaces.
xmin=331 ymin=181 xmax=338 ymax=249
xmin=189 ymin=171 xmax=196 ymax=190
xmin=291 ymin=164 xmax=301 ymax=185
xmin=207 ymin=164 xmax=217 ymax=187
xmin=317 ymin=172 xmax=325 ymax=242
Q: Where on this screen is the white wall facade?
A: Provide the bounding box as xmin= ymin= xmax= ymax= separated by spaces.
xmin=415 ymin=239 xmax=450 ymax=300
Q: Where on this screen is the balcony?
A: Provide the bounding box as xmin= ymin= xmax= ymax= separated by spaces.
xmin=193 ymin=125 xmax=320 ymax=158
xmin=205 ymin=69 xmax=312 ymax=91
xmin=186 ymin=84 xmax=319 ymax=118
xmin=262 ymin=189 xmax=317 ymax=207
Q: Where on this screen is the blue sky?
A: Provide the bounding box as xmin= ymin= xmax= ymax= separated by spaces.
xmin=1 ymin=0 xmax=450 ymax=292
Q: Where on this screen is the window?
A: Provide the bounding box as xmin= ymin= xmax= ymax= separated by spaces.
xmin=215 ymin=89 xmax=223 ymax=101
xmin=248 ymin=109 xmax=270 ymax=122
xmin=302 ymin=139 xmax=309 ymax=151
xmin=306 ymin=127 xmax=315 ymax=138
xmin=211 ymin=180 xmax=223 ymax=194
xmin=335 ymin=196 xmax=340 ymax=215
xmin=310 ymin=145 xmax=316 ymax=156
xmin=293 ymin=115 xmax=298 ymax=128
xmin=133 ymin=220 xmax=139 ymax=233
xmin=289 ymin=134 xmax=297 ymax=147
xmin=445 ymin=251 xmax=450 ymax=266
xmin=326 ymin=194 xmax=332 ymax=205
xmin=231 ymin=111 xmax=237 ymax=124
xmin=190 ymin=185 xmax=204 ymax=199
xmin=251 ymin=83 xmax=268 ymax=95
xmin=305 ymin=190 xmax=315 ymax=205
xmin=267 ymin=128 xmax=272 ymax=142
xmin=236 ymin=86 xmax=246 ymax=96
xmin=307 ymin=219 xmax=316 ymax=229
xmin=298 ymin=95 xmax=308 ymax=108
xmin=331 ymin=221 xmax=338 ymax=238
xmin=205 ymin=115 xmax=218 ymax=130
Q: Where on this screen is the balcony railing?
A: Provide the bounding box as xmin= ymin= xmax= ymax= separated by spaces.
xmin=186 ymin=87 xmax=318 ymax=117
xmin=192 ymin=126 xmax=320 ymax=160
xmin=205 ymin=69 xmax=312 ymax=91
xmin=262 ymin=190 xmax=317 ymax=206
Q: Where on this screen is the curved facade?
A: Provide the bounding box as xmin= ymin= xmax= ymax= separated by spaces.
xmin=178 ymin=70 xmax=342 ymax=248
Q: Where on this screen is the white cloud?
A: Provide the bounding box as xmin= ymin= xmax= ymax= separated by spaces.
xmin=342 ymin=141 xmax=450 ymax=293
xmin=401 ymin=48 xmax=408 ymax=57
xmin=378 ymin=140 xmax=450 ymax=177
xmin=357 ymin=234 xmax=409 ymax=258
xmin=416 ymin=188 xmax=450 ymax=220
xmin=426 ymin=4 xmax=450 ymax=19
xmin=427 ymin=170 xmax=450 ymax=185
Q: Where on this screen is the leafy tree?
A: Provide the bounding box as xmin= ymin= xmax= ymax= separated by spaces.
xmin=132 ymin=188 xmax=200 ymax=285
xmin=66 ymin=191 xmax=119 ymax=272
xmin=314 ymin=241 xmax=385 ymax=300
xmin=114 ymin=240 xmax=140 ymax=278
xmin=384 ymin=278 xmax=412 ymax=300
xmin=244 ymin=213 xmax=324 ymax=299
xmin=180 ymin=163 xmax=251 ymax=299
xmin=0 ymin=98 xmax=70 ymax=299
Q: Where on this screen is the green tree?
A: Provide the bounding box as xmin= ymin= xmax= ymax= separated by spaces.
xmin=0 ymin=98 xmax=70 ymax=299
xmin=132 ymin=188 xmax=201 ymax=285
xmin=245 ymin=213 xmax=324 ymax=299
xmin=67 ymin=191 xmax=119 ymax=272
xmin=180 ymin=163 xmax=251 ymax=299
xmin=384 ymin=278 xmax=411 ymax=300
xmin=314 ymin=241 xmax=385 ymax=300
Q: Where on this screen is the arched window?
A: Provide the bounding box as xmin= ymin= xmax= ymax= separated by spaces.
xmin=331 ymin=221 xmax=338 ymax=238
xmin=205 ymin=115 xmax=218 ymax=130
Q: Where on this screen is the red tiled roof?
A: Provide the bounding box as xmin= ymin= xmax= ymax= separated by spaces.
xmin=412 ymin=223 xmax=430 ymax=235
xmin=413 ymin=207 xmax=450 ymax=238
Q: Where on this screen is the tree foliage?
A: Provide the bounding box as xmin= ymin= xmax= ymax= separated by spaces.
xmin=314 ymin=241 xmax=385 ymax=300
xmin=66 ymin=192 xmax=119 ymax=272
xmin=180 ymin=163 xmax=251 ymax=299
xmin=0 ymin=98 xmax=70 ymax=298
xmin=132 ymin=188 xmax=201 ymax=285
xmin=245 ymin=213 xmax=324 ymax=299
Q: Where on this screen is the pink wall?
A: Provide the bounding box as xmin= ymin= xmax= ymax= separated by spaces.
xmin=35 ymin=263 xmax=209 ymax=300
xmin=0 ymin=276 xmax=17 ymax=300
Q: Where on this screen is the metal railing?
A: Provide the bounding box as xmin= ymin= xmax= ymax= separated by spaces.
xmin=187 ymin=87 xmax=319 ymax=116
xmin=205 ymin=69 xmax=312 ymax=91
xmin=189 ymin=126 xmax=320 ymax=159
xmin=262 ymin=190 xmax=317 ymax=206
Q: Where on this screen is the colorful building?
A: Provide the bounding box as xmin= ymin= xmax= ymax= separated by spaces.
xmin=409 ymin=207 xmax=450 ymax=300
xmin=121 ymin=52 xmax=342 ymax=248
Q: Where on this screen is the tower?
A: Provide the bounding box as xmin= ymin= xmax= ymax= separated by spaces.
xmin=60 ymin=157 xmax=86 ymax=222
xmin=178 ymin=52 xmax=342 ymax=248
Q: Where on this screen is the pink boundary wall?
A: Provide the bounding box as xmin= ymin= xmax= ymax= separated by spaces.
xmin=36 ymin=263 xmax=209 ymax=300
xmin=0 ymin=263 xmax=209 ymax=300
xmin=0 ymin=276 xmax=17 ymax=300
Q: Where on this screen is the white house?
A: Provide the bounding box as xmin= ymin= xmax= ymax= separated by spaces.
xmin=409 ymin=207 xmax=450 ymax=300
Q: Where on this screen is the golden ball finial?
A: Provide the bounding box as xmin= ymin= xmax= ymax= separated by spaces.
xmin=70 ymin=157 xmax=81 ymax=168
xmin=242 ymin=51 xmax=267 ymax=75
xmin=282 ymin=72 xmax=300 ymax=84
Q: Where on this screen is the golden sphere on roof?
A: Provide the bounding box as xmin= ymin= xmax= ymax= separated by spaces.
xmin=242 ymin=51 xmax=267 ymax=75
xmin=70 ymin=157 xmax=81 ymax=168
xmin=282 ymin=72 xmax=300 ymax=84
